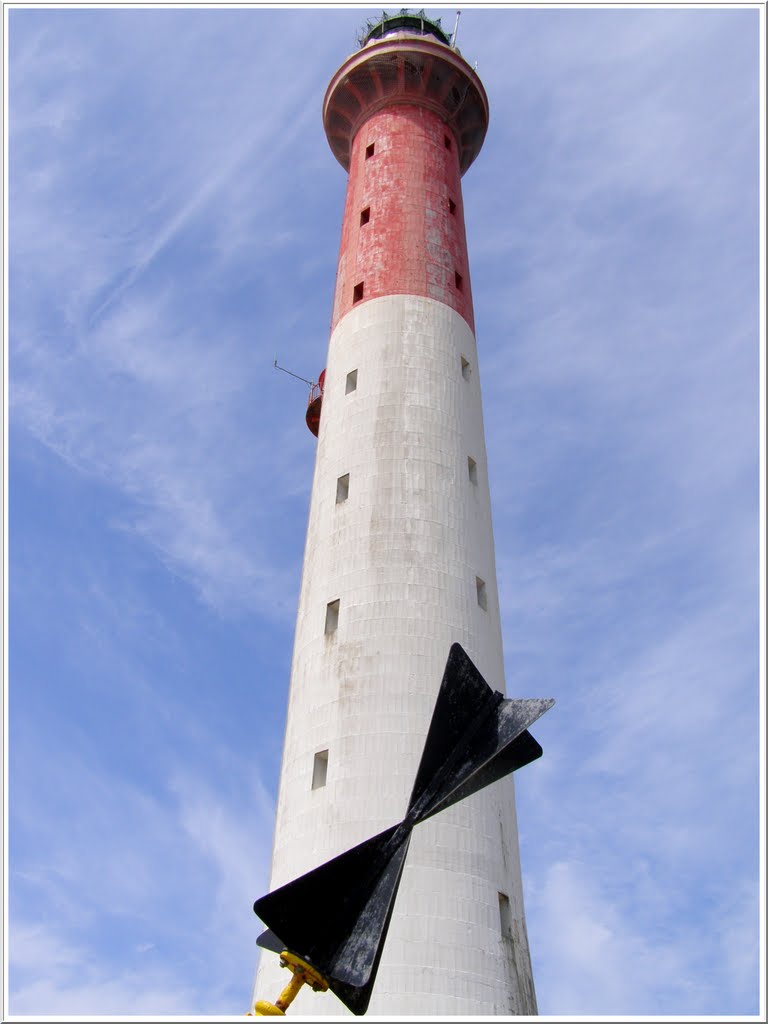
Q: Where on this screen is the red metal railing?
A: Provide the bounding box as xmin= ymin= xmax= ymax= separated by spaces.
xmin=306 ymin=370 xmax=326 ymax=437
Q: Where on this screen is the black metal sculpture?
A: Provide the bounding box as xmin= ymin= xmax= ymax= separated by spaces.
xmin=252 ymin=642 xmax=554 ymax=1015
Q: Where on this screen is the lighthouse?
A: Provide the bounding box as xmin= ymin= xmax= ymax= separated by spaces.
xmin=255 ymin=12 xmax=539 ymax=1015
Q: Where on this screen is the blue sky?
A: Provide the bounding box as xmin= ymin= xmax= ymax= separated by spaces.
xmin=6 ymin=3 xmax=763 ymax=1018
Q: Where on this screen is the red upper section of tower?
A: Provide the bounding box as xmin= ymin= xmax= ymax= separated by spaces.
xmin=324 ymin=24 xmax=487 ymax=333
xmin=330 ymin=104 xmax=475 ymax=332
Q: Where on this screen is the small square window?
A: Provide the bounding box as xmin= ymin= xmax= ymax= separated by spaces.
xmin=353 ymin=281 xmax=364 ymax=303
xmin=346 ymin=369 xmax=358 ymax=394
xmin=360 ymin=206 xmax=370 ymax=226
xmin=444 ymin=135 xmax=452 ymax=150
xmin=312 ymin=749 xmax=328 ymax=790
xmin=476 ymin=577 xmax=487 ymax=611
xmin=365 ymin=142 xmax=375 ymax=159
xmin=336 ymin=473 xmax=350 ymax=503
xmin=455 ymin=271 xmax=463 ymax=291
xmin=325 ymin=599 xmax=340 ymax=635
xmin=449 ymin=197 xmax=457 ymax=216
xmin=468 ymin=457 xmax=478 ymax=485
xmin=498 ymin=892 xmax=513 ymax=941
xmin=461 ymin=356 xmax=471 ymax=381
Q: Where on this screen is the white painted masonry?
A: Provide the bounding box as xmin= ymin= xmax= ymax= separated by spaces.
xmin=255 ymin=295 xmax=538 ymax=1015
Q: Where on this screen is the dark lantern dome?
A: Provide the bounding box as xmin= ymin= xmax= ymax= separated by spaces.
xmin=360 ymin=10 xmax=452 ymax=48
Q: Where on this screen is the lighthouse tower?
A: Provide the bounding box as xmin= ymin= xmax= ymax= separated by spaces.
xmin=256 ymin=13 xmax=538 ymax=1015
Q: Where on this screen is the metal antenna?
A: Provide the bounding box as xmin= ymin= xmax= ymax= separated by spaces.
xmin=451 ymin=10 xmax=461 ymax=48
xmin=273 ymin=358 xmax=314 ymax=388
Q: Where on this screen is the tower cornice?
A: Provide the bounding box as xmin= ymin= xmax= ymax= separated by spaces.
xmin=323 ymin=35 xmax=489 ymax=177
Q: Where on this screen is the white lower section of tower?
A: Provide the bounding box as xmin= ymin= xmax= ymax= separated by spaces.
xmin=255 ymin=295 xmax=537 ymax=1015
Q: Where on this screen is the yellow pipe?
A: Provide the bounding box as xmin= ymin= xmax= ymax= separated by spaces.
xmin=251 ymin=1000 xmax=285 ymax=1016
xmin=249 ymin=951 xmax=329 ymax=1016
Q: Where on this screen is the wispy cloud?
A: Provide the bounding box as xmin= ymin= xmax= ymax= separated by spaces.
xmin=530 ymin=859 xmax=702 ymax=1014
xmin=10 ymin=730 xmax=275 ymax=1014
xmin=10 ymin=922 xmax=200 ymax=1015
xmin=9 ymin=9 xmax=342 ymax=619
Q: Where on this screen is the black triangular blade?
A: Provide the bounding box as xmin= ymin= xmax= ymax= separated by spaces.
xmin=253 ymin=643 xmax=554 ymax=1015
xmin=407 ymin=644 xmax=554 ymax=824
xmin=416 ymin=727 xmax=543 ymax=823
xmin=254 ymin=822 xmax=411 ymax=1015
xmin=326 ymin=828 xmax=411 ymax=1014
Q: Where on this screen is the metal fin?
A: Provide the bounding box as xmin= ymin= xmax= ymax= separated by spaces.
xmin=253 ymin=643 xmax=554 ymax=1015
xmin=255 ymin=928 xmax=285 ymax=953
xmin=253 ymin=822 xmax=411 ymax=1015
xmin=406 ymin=644 xmax=554 ymax=823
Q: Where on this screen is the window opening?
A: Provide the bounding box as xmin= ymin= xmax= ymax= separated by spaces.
xmin=444 ymin=134 xmax=452 ymax=150
xmin=365 ymin=142 xmax=375 ymax=159
xmin=498 ymin=892 xmax=513 ymax=941
xmin=325 ymin=599 xmax=340 ymax=634
xmin=455 ymin=270 xmax=464 ymax=291
xmin=336 ymin=473 xmax=350 ymax=503
xmin=476 ymin=577 xmax=488 ymax=611
xmin=353 ymin=281 xmax=365 ymax=303
xmin=468 ymin=457 xmax=478 ymax=485
xmin=461 ymin=356 xmax=471 ymax=381
xmin=449 ymin=197 xmax=457 ymax=215
xmin=312 ymin=750 xmax=329 ymax=790
xmin=360 ymin=206 xmax=371 ymax=226
xmin=346 ymin=369 xmax=358 ymax=394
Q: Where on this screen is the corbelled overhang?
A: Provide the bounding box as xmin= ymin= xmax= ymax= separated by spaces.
xmin=323 ymin=35 xmax=489 ymax=177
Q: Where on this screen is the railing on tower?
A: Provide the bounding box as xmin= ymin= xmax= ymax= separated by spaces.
xmin=273 ymin=360 xmax=326 ymax=438
xmin=306 ymin=369 xmax=325 ymax=437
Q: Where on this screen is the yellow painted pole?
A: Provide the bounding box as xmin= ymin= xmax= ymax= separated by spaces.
xmin=248 ymin=951 xmax=329 ymax=1016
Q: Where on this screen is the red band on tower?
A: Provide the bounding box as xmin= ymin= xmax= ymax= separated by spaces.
xmin=323 ymin=31 xmax=489 ymax=334
xmin=331 ymin=105 xmax=474 ymax=332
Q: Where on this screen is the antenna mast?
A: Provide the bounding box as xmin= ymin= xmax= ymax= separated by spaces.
xmin=273 ymin=358 xmax=314 ymax=387
xmin=451 ymin=10 xmax=461 ymax=48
